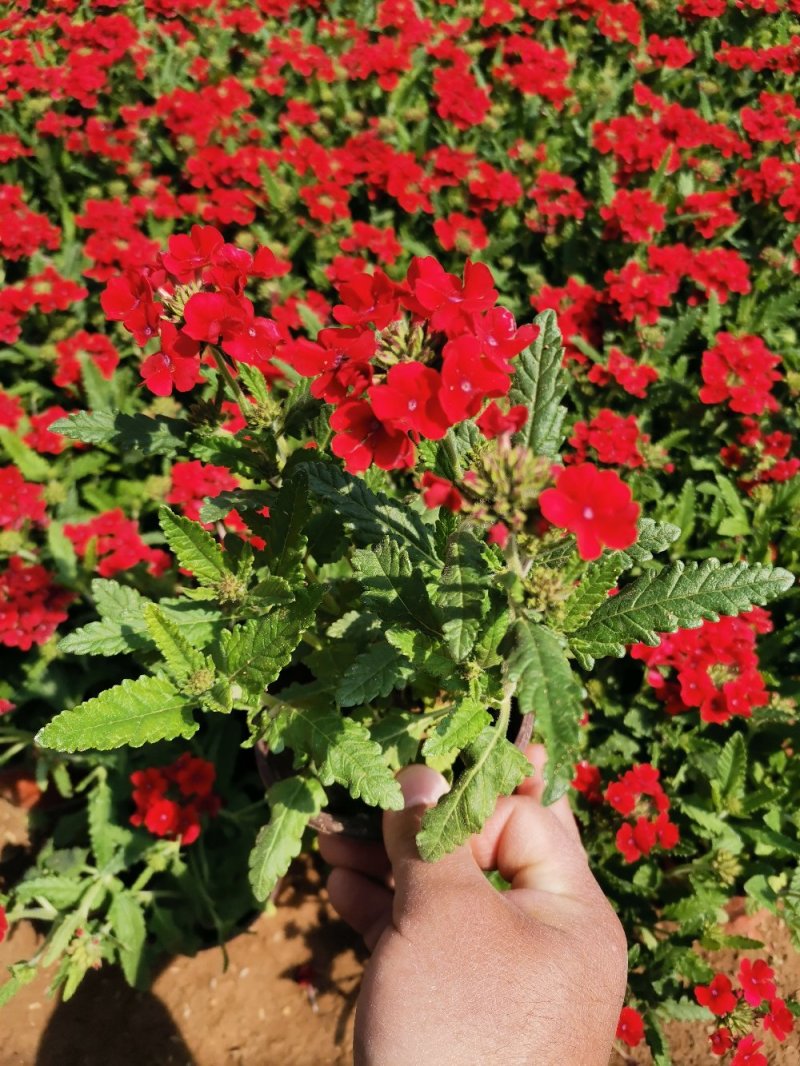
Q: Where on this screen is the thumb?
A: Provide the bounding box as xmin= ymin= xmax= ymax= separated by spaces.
xmin=382 ymin=765 xmax=483 ymax=920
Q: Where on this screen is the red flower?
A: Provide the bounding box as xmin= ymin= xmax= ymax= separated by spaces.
xmin=699 ymin=333 xmax=782 ymax=415
xmin=182 ymin=290 xmax=248 ymax=345
xmin=24 ymin=407 xmax=71 ymax=455
xmin=0 ymin=557 xmax=74 ymax=651
xmin=695 ymin=974 xmax=738 ymax=1017
xmin=160 ymin=224 xmax=224 ymax=280
xmin=440 ymin=335 xmax=511 ymax=423
xmin=404 ymin=258 xmax=498 ymax=335
xmin=144 ymin=797 xmax=183 ymax=838
xmin=0 ymin=467 xmax=47 ymax=530
xmin=730 ymin=1035 xmax=767 ymax=1066
xmin=370 ymin=363 xmax=449 ymax=440
xmin=476 ymin=402 xmax=528 ymax=440
xmin=332 ymin=269 xmax=400 ymax=330
xmin=738 ymin=958 xmax=776 ymax=1007
xmin=763 ymin=997 xmax=794 ymax=1042
xmin=286 ymin=327 xmax=375 ymax=405
xmin=710 ymin=1029 xmax=733 ymax=1056
xmin=420 ymin=472 xmax=463 ymax=513
xmin=572 ymin=762 xmax=603 ymax=804
xmin=616 ymin=817 xmax=657 ymax=863
xmin=0 ymin=905 xmax=7 ymax=944
xmin=616 ymin=1006 xmax=645 ymax=1048
xmin=65 ymin=509 xmax=170 ymax=578
xmin=539 ymin=463 xmax=640 ymax=560
xmin=140 ymin=321 xmax=202 ymax=396
xmin=330 ymin=400 xmax=414 ymax=473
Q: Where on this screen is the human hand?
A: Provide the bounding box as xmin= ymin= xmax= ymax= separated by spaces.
xmin=318 ymin=746 xmax=628 ymax=1066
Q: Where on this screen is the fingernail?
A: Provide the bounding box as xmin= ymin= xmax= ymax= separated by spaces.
xmin=396 ymin=764 xmax=450 ymax=809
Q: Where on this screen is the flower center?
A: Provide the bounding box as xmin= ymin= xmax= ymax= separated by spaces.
xmin=583 ymin=506 xmax=594 ymax=520
xmin=407 ymin=399 xmax=417 ymax=411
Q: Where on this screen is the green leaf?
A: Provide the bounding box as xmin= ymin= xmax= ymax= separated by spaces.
xmin=433 ymin=526 xmax=490 ymax=662
xmin=384 ymin=628 xmax=456 ymax=680
xmin=158 ymin=507 xmax=229 ymax=585
xmin=51 ymin=411 xmax=188 ymax=457
xmin=510 ymin=309 xmax=567 ymax=458
xmin=616 ymin=519 xmax=681 ymax=564
xmin=87 ymin=778 xmax=115 ymax=868
xmin=214 ymin=602 xmax=318 ymax=707
xmin=353 ymin=538 xmax=441 ymax=637
xmin=305 ymin=463 xmax=437 ymax=565
xmin=282 ymin=707 xmax=403 ymax=809
xmin=714 ymin=732 xmax=747 ymax=807
xmin=143 ymin=603 xmax=208 ymax=686
xmin=14 ymin=875 xmax=85 ymax=909
xmin=370 ymin=711 xmax=429 ymax=769
xmin=336 ymin=642 xmax=412 ymax=707
xmin=507 ymin=620 xmax=583 ymax=804
xmin=109 ymin=893 xmax=147 ymax=987
xmin=35 ymin=676 xmax=197 ymax=752
xmin=46 ymin=522 xmax=79 ymax=584
xmin=573 ymin=560 xmax=795 ymax=659
xmin=199 ymin=489 xmax=272 ymax=525
xmin=561 ymin=554 xmax=628 ymax=633
xmin=0 ymin=427 xmax=51 ymax=480
xmin=249 ymin=776 xmax=326 ymax=902
xmin=422 ymin=697 xmax=491 ymax=758
xmin=417 ymin=726 xmax=531 ymax=861
xmin=0 ymin=966 xmax=38 ymax=1009
xmin=263 ymin=475 xmax=311 ymax=579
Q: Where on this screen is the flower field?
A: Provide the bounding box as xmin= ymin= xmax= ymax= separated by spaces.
xmin=1 ymin=0 xmax=800 ymax=1061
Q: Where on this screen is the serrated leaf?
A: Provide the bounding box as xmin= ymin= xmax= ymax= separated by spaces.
xmin=507 ymin=620 xmax=583 ymax=803
xmin=305 ymin=462 xmax=437 ymax=565
xmin=573 ymin=560 xmax=795 ymax=658
xmin=199 ymin=489 xmax=272 ymax=525
xmin=353 ymin=538 xmax=441 ymax=636
xmin=144 ymin=603 xmax=207 ymax=686
xmin=384 ymin=628 xmax=456 ymax=679
xmin=417 ymin=726 xmax=531 ymax=861
xmin=510 ymin=309 xmax=567 ymax=458
xmin=282 ymin=707 xmax=403 ymax=809
xmin=615 ymin=519 xmax=681 ymax=564
xmin=336 ymin=641 xmax=412 ymax=707
xmin=159 ymin=507 xmax=229 ymax=585
xmin=109 ymin=893 xmax=147 ymax=987
xmin=214 ymin=602 xmax=318 ymax=707
xmin=36 ymin=676 xmax=196 ymax=752
xmin=714 ymin=732 xmax=747 ymax=805
xmin=562 ymin=554 xmax=628 ymax=633
xmin=51 ymin=410 xmax=188 ymax=456
xmin=433 ymin=526 xmax=489 ymax=662
xmin=263 ymin=475 xmax=311 ymax=579
xmin=0 ymin=966 xmax=38 ymax=1009
xmin=88 ymin=778 xmax=115 ymax=868
xmin=14 ymin=875 xmax=85 ymax=909
xmin=370 ymin=711 xmax=428 ymax=769
xmin=249 ymin=776 xmax=326 ymax=901
xmin=422 ymin=698 xmax=491 ymax=758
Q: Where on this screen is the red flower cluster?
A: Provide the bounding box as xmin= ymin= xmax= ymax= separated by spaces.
xmin=167 ymin=460 xmax=241 ymax=526
xmin=0 ymin=184 xmax=60 ymax=261
xmin=539 ymin=462 xmax=640 ymax=560
xmin=699 ymin=333 xmax=783 ymax=415
xmin=720 ymin=417 xmax=799 ymax=492
xmin=567 ymin=409 xmax=648 ymax=469
xmin=696 ymin=959 xmax=794 ymax=1061
xmin=0 ymin=467 xmax=47 ymax=531
xmin=605 ymin=763 xmax=680 ymax=863
xmin=53 ymin=330 xmax=120 ymax=391
xmin=0 ymin=557 xmax=74 ymax=651
xmin=631 ymin=609 xmax=773 ymax=725
xmin=616 ymin=1005 xmax=645 ymax=1048
xmin=64 ymin=509 xmax=170 ymax=578
xmin=130 ymin=753 xmax=221 ymax=847
xmin=587 ymin=348 xmax=659 ymax=398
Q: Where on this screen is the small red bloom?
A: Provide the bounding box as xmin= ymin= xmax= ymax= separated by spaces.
xmin=572 ymin=762 xmax=603 ymax=804
xmin=730 ymin=1034 xmax=767 ymax=1066
xmin=330 ymin=400 xmax=414 ymax=473
xmin=420 ymin=472 xmax=463 ymax=513
xmin=616 ymin=1006 xmax=645 ymax=1048
xmin=763 ymin=997 xmax=794 ymax=1042
xmin=539 ymin=463 xmax=639 ymax=560
xmin=440 ymin=335 xmax=511 ymax=423
xmin=0 ymin=905 xmax=7 ymax=943
xmin=695 ymin=974 xmax=738 ymax=1017
xmin=710 ymin=1029 xmax=733 ymax=1056
xmin=370 ymin=363 xmax=449 ymax=440
xmin=476 ymin=402 xmax=528 ymax=440
xmin=160 ymin=224 xmax=224 ymax=280
xmin=738 ymin=958 xmax=776 ymax=1007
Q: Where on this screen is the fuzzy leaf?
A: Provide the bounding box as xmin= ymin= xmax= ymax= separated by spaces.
xmin=249 ymin=776 xmax=326 ymax=901
xmin=422 ymin=698 xmax=491 ymax=758
xmin=561 ymin=555 xmax=628 ymax=633
xmin=433 ymin=526 xmax=490 ymax=662
xmin=51 ymin=410 xmax=188 ymax=456
xmin=109 ymin=893 xmax=147 ymax=987
xmin=507 ymin=619 xmax=583 ymax=804
xmin=199 ymin=489 xmax=272 ymax=525
xmin=87 ymin=778 xmax=115 ymax=868
xmin=0 ymin=967 xmax=38 ymax=1009
xmin=336 ymin=642 xmax=412 ymax=707
xmin=214 ymin=601 xmax=318 ymax=707
xmin=263 ymin=475 xmax=311 ymax=579
xmin=282 ymin=707 xmax=403 ymax=809
xmin=384 ymin=628 xmax=455 ymax=679
xmin=510 ymin=309 xmax=567 ymax=458
xmin=305 ymin=462 xmax=437 ymax=565
xmin=573 ymin=560 xmax=794 ymax=657
xmin=143 ymin=603 xmax=207 ymax=685
xmin=714 ymin=732 xmax=748 ymax=806
xmin=353 ymin=538 xmax=441 ymax=636
xmin=417 ymin=726 xmax=531 ymax=861
xmin=615 ymin=519 xmax=681 ymax=564
xmin=36 ymin=676 xmax=196 ymax=752
xmin=370 ymin=711 xmax=429 ymax=769
xmin=158 ymin=507 xmax=229 ymax=585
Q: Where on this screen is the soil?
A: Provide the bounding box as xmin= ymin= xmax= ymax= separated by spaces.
xmin=2 ymin=795 xmax=800 ymax=1066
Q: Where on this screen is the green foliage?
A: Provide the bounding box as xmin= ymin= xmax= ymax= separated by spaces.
xmin=421 ymin=697 xmax=491 ymax=759
xmin=433 ymin=526 xmax=490 ymax=662
xmin=158 ymin=507 xmax=230 ymax=586
xmin=51 ymin=411 xmax=189 ymax=457
xmin=507 ymin=620 xmax=583 ymax=803
xmin=510 ymin=309 xmax=567 ymax=458
xmin=336 ymin=642 xmax=412 ymax=707
xmin=36 ymin=676 xmax=197 ymax=752
xmin=352 ymin=538 xmax=441 ymax=636
xmin=248 ymin=776 xmax=326 ymax=902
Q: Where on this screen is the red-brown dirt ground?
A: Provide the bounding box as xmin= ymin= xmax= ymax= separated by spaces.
xmin=2 ymin=797 xmax=799 ymax=1066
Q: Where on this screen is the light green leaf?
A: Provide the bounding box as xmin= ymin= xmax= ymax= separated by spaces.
xmin=51 ymin=411 xmax=188 ymax=457
xmin=109 ymin=893 xmax=147 ymax=987
xmin=370 ymin=711 xmax=429 ymax=769
xmin=561 ymin=554 xmax=627 ymax=633
xmin=422 ymin=698 xmax=491 ymax=758
xmin=305 ymin=463 xmax=437 ymax=565
xmin=282 ymin=707 xmax=403 ymax=809
xmin=714 ymin=732 xmax=747 ymax=808
xmin=158 ymin=507 xmax=229 ymax=585
xmin=249 ymin=776 xmax=326 ymax=902
xmin=417 ymin=726 xmax=531 ymax=861
xmin=0 ymin=966 xmax=38 ymax=1009
xmin=615 ymin=519 xmax=681 ymax=564
xmin=574 ymin=560 xmax=794 ymax=659
xmin=87 ymin=778 xmax=115 ymax=868
xmin=433 ymin=526 xmax=490 ymax=662
xmin=507 ymin=620 xmax=583 ymax=804
xmin=35 ymin=676 xmax=196 ymax=752
xmin=384 ymin=628 xmax=456 ymax=679
xmin=336 ymin=642 xmax=412 ymax=707
xmin=510 ymin=309 xmax=567 ymax=458
xmin=0 ymin=427 xmax=51 ymax=480
xmin=143 ymin=603 xmax=208 ymax=686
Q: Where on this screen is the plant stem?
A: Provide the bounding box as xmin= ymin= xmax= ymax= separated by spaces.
xmin=209 ymin=346 xmax=249 ymax=416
